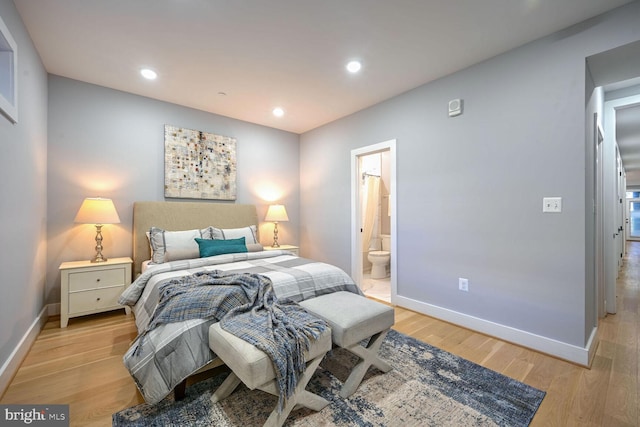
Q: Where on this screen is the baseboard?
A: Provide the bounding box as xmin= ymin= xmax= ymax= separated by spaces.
xmin=585 ymin=326 xmax=599 ymax=368
xmin=0 ymin=306 xmax=49 ymax=399
xmin=395 ymin=295 xmax=592 ymax=366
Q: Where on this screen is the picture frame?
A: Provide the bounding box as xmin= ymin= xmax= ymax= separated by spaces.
xmin=0 ymin=14 xmax=18 ymax=124
xmin=164 ymin=125 xmax=237 ymax=200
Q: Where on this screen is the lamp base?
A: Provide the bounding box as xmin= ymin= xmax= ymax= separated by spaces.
xmin=91 ymin=224 xmax=108 ymax=263
xmin=272 ymin=222 xmax=280 ymax=247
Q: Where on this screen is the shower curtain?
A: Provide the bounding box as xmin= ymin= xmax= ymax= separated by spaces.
xmin=362 ymin=175 xmax=381 ymax=252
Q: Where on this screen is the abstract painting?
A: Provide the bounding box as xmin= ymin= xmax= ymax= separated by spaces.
xmin=164 ymin=125 xmax=237 ymax=200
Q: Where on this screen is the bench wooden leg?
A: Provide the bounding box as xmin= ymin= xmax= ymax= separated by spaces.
xmin=340 ymin=329 xmax=391 ymax=398
xmin=209 ymin=352 xmax=328 ymax=427
xmin=261 ymin=354 xmax=328 ymax=427
xmin=210 ymin=372 xmax=242 ymax=403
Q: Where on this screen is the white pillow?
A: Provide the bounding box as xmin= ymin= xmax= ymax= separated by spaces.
xmin=148 ymin=227 xmax=211 ymax=264
xmin=210 ymin=225 xmax=258 ymax=244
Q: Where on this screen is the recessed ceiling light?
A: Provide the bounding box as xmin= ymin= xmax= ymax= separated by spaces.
xmin=140 ymin=68 xmax=157 ymax=80
xmin=273 ymin=107 xmax=284 ymax=117
xmin=346 ymin=60 xmax=362 ymax=73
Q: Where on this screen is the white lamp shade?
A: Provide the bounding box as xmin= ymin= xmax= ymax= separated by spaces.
xmin=74 ymin=198 xmax=121 ymax=224
xmin=265 ymin=204 xmax=289 ymax=222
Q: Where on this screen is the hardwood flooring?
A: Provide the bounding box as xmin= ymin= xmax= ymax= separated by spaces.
xmin=2 ymin=243 xmax=639 ymax=426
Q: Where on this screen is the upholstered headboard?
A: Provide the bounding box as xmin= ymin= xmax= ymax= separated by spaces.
xmin=132 ymin=201 xmax=259 ymax=278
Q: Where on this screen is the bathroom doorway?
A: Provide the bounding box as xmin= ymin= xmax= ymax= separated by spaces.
xmin=351 ymin=140 xmax=397 ymax=304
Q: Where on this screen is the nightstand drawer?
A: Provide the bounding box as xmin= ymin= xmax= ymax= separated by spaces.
xmin=69 ymin=286 xmax=124 ymax=314
xmin=68 ymin=268 xmax=125 ymax=292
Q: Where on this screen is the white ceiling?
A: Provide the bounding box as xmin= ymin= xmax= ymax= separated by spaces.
xmin=13 ymin=0 xmax=635 ymax=134
xmin=616 ymin=104 xmax=640 ymax=184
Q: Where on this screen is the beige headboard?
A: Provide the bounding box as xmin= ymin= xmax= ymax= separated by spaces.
xmin=132 ymin=201 xmax=259 ymax=278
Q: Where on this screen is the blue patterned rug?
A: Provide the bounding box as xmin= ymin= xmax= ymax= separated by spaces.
xmin=113 ymin=330 xmax=545 ymax=426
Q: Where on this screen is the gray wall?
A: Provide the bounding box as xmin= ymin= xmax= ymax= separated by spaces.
xmin=0 ymin=0 xmax=48 ymax=374
xmin=46 ymin=76 xmax=300 ymax=305
xmin=300 ymin=2 xmax=640 ymax=350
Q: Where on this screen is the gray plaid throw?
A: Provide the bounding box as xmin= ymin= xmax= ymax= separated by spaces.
xmin=135 ymin=270 xmax=328 ymax=411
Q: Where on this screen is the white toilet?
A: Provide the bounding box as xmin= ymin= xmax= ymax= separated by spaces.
xmin=368 ymin=234 xmax=391 ymax=279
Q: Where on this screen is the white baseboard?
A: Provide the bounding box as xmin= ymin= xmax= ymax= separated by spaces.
xmin=0 ymin=306 xmax=49 ymax=398
xmin=395 ymin=295 xmax=593 ymax=366
xmin=585 ymin=326 xmax=599 ymax=367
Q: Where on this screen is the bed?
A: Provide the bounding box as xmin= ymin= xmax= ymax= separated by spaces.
xmin=119 ymin=201 xmax=362 ymax=404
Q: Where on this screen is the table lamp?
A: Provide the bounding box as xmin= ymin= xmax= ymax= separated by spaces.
xmin=74 ymin=197 xmax=121 ymax=262
xmin=265 ymin=204 xmax=288 ymax=248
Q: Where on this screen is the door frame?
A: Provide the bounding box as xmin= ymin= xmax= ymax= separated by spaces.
xmin=594 ymin=115 xmax=605 ymax=318
xmin=351 ymin=139 xmax=397 ymax=303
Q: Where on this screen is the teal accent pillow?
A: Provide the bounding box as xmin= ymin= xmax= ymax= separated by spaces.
xmin=195 ymin=237 xmax=248 ymax=258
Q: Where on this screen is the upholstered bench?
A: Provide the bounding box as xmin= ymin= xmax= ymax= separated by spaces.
xmin=208 ymin=323 xmax=332 ymax=427
xmin=299 ymin=291 xmax=395 ymax=398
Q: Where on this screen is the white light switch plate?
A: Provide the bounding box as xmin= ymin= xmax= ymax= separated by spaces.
xmin=543 ymin=197 xmax=562 ymax=213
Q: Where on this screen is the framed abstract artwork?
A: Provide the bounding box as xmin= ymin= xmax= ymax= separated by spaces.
xmin=164 ymin=125 xmax=237 ymax=200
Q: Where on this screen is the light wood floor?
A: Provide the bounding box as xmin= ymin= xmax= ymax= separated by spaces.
xmin=2 ymin=243 xmax=639 ymax=426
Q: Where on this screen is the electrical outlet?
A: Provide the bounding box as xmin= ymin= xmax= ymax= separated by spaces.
xmin=542 ymin=197 xmax=562 ymax=213
xmin=459 ymin=278 xmax=469 ymax=292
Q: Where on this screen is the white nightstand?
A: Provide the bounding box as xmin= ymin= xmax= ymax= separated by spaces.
xmin=59 ymin=257 xmax=132 ymax=328
xmin=264 ymin=245 xmax=299 ymax=256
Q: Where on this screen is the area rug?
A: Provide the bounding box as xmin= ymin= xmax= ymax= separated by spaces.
xmin=113 ymin=330 xmax=545 ymax=426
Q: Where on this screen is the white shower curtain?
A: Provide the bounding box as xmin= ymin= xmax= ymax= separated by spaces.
xmin=362 ymin=176 xmax=381 ymax=252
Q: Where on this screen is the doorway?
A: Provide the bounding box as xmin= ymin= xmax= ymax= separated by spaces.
xmin=351 ymin=140 xmax=397 ymax=304
xmin=626 ymin=196 xmax=640 ymax=241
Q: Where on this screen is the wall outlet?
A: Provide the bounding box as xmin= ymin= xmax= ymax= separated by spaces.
xmin=459 ymin=278 xmax=469 ymax=292
xmin=542 ymin=197 xmax=562 ymax=213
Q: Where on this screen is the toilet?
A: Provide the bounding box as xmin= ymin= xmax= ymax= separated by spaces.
xmin=368 ymin=234 xmax=391 ymax=279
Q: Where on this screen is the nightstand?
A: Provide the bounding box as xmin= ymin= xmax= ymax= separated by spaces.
xmin=59 ymin=257 xmax=132 ymax=328
xmin=264 ymin=245 xmax=299 ymax=256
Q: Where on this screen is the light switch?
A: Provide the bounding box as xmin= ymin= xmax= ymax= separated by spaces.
xmin=543 ymin=197 xmax=562 ymax=213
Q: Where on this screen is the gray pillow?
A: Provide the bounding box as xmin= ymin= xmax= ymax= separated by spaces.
xmin=148 ymin=227 xmax=212 ymax=263
xmin=210 ymin=225 xmax=258 ymax=244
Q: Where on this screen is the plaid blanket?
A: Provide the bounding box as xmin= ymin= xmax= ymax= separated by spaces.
xmin=136 ymin=270 xmax=328 ymax=411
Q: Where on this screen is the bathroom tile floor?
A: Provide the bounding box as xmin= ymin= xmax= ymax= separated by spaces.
xmin=361 ymin=273 xmax=391 ymax=303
